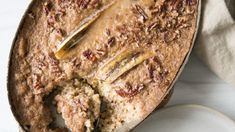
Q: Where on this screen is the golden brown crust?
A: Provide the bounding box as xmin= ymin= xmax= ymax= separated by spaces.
xmin=8 ymin=0 xmax=199 ymax=131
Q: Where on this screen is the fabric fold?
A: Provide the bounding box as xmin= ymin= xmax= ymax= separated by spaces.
xmin=195 ymin=0 xmax=235 ymax=86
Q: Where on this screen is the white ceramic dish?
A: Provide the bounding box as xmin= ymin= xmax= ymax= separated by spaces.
xmin=134 ymin=104 xmax=235 ymax=132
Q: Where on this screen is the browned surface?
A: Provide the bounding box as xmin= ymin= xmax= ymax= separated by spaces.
xmin=8 ymin=0 xmax=199 ymax=131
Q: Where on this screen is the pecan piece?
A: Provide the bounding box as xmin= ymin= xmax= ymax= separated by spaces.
xmin=32 ymin=74 xmax=44 ymax=94
xmin=147 ymin=21 xmax=160 ymax=32
xmin=43 ymin=2 xmax=53 ymax=15
xmin=105 ymin=29 xmax=111 ymax=36
xmin=170 ymin=0 xmax=183 ymax=9
xmin=32 ymin=54 xmax=47 ymax=74
xmin=116 ymin=83 xmax=145 ymax=98
xmin=135 ymin=4 xmax=148 ymax=20
xmin=48 ymin=53 xmax=65 ymax=81
xmin=55 ymin=28 xmax=66 ymax=39
xmin=148 ymin=64 xmax=155 ymax=79
xmin=90 ymin=0 xmax=100 ymax=7
xmin=83 ymin=49 xmax=97 ymax=62
xmin=77 ymin=0 xmax=90 ymax=9
xmin=107 ymin=37 xmax=116 ymax=47
xmin=47 ymin=14 xmax=56 ymax=27
xmin=96 ymin=49 xmax=106 ymax=56
xmin=71 ymin=57 xmax=81 ymax=68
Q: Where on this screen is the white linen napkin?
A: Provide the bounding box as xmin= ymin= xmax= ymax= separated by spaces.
xmin=195 ymin=0 xmax=235 ymax=86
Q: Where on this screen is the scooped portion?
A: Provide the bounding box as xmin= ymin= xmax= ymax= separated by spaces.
xmin=55 ymin=79 xmax=100 ymax=132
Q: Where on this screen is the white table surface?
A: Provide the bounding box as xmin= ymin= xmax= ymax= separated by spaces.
xmin=0 ymin=0 xmax=235 ymax=131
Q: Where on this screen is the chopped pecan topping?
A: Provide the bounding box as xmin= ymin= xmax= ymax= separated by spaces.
xmin=147 ymin=22 xmax=160 ymax=32
xmin=76 ymin=0 xmax=90 ymax=9
xmin=96 ymin=49 xmax=106 ymax=56
xmin=170 ymin=0 xmax=182 ymax=9
xmin=163 ymin=32 xmax=173 ymax=43
xmin=71 ymin=58 xmax=81 ymax=68
xmin=105 ymin=29 xmax=111 ymax=36
xmin=48 ymin=53 xmax=64 ymax=80
xmin=47 ymin=14 xmax=56 ymax=27
xmin=32 ymin=74 xmax=41 ymax=89
xmin=90 ymin=0 xmax=100 ymax=7
xmin=32 ymin=55 xmax=47 ymax=74
xmin=32 ymin=74 xmax=44 ymax=94
xmin=148 ymin=64 xmax=155 ymax=79
xmin=48 ymin=53 xmax=60 ymax=66
xmin=43 ymin=2 xmax=53 ymax=15
xmin=162 ymin=29 xmax=181 ymax=43
xmin=116 ymin=24 xmax=127 ymax=34
xmin=159 ymin=2 xmax=167 ymax=14
xmin=145 ymin=57 xmax=161 ymax=81
xmin=83 ymin=49 xmax=97 ymax=62
xmin=145 ymin=56 xmax=169 ymax=82
xmin=44 ymin=2 xmax=66 ymax=33
xmin=159 ymin=69 xmax=169 ymax=81
xmin=56 ymin=8 xmax=66 ymax=16
xmin=36 ymin=62 xmax=47 ymax=71
xmin=55 ymin=28 xmax=66 ymax=38
xmin=134 ymin=4 xmax=148 ymax=21
xmin=107 ymin=37 xmax=115 ymax=47
xmin=116 ymin=83 xmax=145 ymax=98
